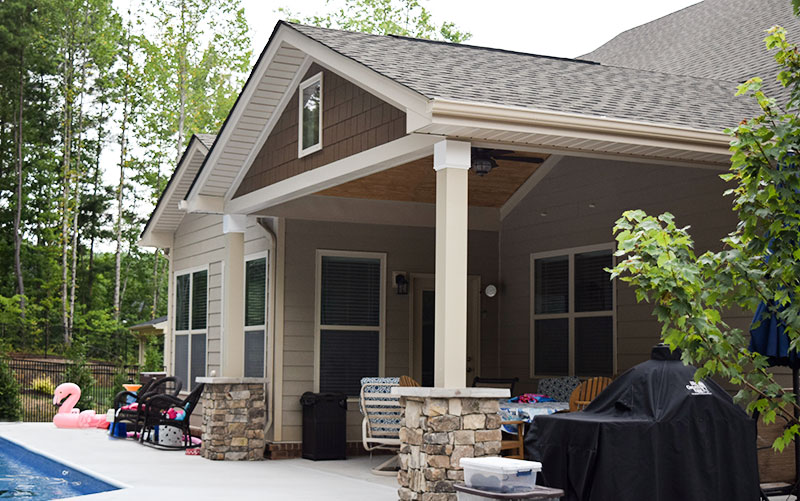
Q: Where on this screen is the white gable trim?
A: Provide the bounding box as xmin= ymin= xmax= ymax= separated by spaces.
xmin=139 ymin=137 xmax=209 ymax=248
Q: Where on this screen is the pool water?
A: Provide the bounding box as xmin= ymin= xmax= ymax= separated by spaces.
xmin=0 ymin=437 xmax=119 ymax=499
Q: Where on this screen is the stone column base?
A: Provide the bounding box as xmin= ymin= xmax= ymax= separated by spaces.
xmin=197 ymin=377 xmax=267 ymax=460
xmin=392 ymin=387 xmax=510 ymax=501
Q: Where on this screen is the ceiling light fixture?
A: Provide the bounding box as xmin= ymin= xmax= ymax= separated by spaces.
xmin=471 ymin=152 xmax=497 ymax=176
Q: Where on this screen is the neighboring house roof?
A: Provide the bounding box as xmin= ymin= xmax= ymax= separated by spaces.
xmin=130 ymin=316 xmax=168 ymax=336
xmin=289 ymin=23 xmax=759 ymax=132
xmin=581 ymin=0 xmax=800 ymax=99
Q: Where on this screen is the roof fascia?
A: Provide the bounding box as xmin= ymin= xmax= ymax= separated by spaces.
xmin=139 ymin=137 xmax=209 ymax=248
xmin=428 ymin=98 xmax=732 ymax=158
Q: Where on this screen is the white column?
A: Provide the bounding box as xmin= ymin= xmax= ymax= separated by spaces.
xmin=164 ymin=247 xmax=174 ymax=374
xmin=433 ymin=140 xmax=470 ymax=388
xmin=221 ymin=214 xmax=248 ymax=378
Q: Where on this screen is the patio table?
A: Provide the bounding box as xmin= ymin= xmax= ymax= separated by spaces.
xmin=498 ymin=401 xmax=569 ymax=434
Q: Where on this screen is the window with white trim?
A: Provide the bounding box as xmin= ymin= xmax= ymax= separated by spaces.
xmin=298 ymin=72 xmax=323 ymax=157
xmin=244 ymin=254 xmax=268 ymax=378
xmin=316 ymin=251 xmax=385 ymax=396
xmin=174 ymin=269 xmax=207 ymax=390
xmin=530 ymin=245 xmax=615 ymax=377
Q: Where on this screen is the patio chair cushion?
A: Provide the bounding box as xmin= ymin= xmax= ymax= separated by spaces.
xmin=360 ymin=377 xmax=401 ymax=445
xmin=536 ymin=377 xmax=581 ymax=402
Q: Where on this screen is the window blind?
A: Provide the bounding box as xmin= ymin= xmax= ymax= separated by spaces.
xmin=575 ymin=316 xmax=613 ymax=376
xmin=191 ymin=270 xmax=208 ymax=330
xmin=244 ymin=329 xmax=265 ymax=378
xmin=320 ymin=329 xmax=379 ymax=396
xmin=245 ymin=258 xmax=267 ymax=327
xmin=321 ymin=256 xmax=380 ymax=326
xmin=190 ymin=333 xmax=206 ymax=390
xmin=534 ymin=256 xmax=568 ymax=314
xmin=534 ymin=318 xmax=569 ymax=375
xmin=175 ymin=334 xmax=189 ymax=389
xmin=175 ymin=275 xmax=190 ymax=331
xmin=575 ymin=251 xmax=613 ymax=313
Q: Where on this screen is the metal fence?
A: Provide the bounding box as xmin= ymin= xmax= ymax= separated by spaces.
xmin=5 ymin=357 xmax=139 ymax=422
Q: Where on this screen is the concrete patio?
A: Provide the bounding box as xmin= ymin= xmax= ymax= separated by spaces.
xmin=0 ymin=422 xmax=396 ymax=500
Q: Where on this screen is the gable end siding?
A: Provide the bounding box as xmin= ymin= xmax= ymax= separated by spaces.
xmin=233 ymin=64 xmax=407 ymax=198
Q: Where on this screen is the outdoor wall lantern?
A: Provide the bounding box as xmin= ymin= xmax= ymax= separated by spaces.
xmin=394 ymin=272 xmax=409 ymax=295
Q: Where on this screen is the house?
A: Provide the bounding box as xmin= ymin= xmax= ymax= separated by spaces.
xmin=138 ymin=0 xmax=799 ymax=457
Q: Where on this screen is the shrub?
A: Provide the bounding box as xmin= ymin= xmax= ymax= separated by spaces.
xmin=30 ymin=376 xmax=55 ymax=395
xmin=0 ymin=358 xmax=22 ymax=421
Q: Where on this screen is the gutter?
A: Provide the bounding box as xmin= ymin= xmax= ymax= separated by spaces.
xmin=427 ymin=98 xmax=733 ymax=157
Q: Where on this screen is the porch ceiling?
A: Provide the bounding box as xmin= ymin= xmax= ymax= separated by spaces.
xmin=316 ymin=152 xmax=547 ymax=207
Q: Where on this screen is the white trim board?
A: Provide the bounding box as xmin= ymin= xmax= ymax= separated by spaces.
xmin=224 ymin=133 xmax=442 ymax=215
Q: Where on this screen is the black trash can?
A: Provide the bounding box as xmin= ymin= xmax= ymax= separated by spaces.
xmin=300 ymin=391 xmax=347 ymax=460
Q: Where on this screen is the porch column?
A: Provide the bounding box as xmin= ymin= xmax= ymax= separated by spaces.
xmin=433 ymin=140 xmax=470 ymax=388
xmin=221 ymin=214 xmax=247 ymax=378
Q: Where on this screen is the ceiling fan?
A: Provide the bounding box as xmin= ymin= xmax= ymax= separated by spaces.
xmin=470 ymin=148 xmax=544 ymax=176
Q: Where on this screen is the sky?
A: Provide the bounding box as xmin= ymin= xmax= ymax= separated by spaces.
xmin=239 ymin=0 xmax=703 ymax=59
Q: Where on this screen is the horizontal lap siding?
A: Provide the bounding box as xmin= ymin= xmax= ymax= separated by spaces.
xmin=280 ymin=219 xmax=498 ymax=442
xmin=499 ymin=156 xmax=738 ymax=393
xmin=233 ymin=64 xmax=407 ymax=198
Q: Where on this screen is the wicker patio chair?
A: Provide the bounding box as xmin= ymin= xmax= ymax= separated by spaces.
xmin=112 ymin=376 xmax=183 ymax=437
xmin=139 ymin=383 xmax=204 ymax=450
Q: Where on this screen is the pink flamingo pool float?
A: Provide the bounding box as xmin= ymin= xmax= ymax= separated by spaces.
xmin=53 ymin=382 xmax=106 ymax=428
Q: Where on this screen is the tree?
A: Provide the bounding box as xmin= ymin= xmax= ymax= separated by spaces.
xmin=281 ymin=0 xmax=471 ymax=43
xmin=610 ymin=25 xmax=800 ymax=450
xmin=0 ymin=357 xmax=22 ymax=421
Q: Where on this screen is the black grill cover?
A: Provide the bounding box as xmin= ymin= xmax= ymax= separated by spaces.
xmin=525 ymin=345 xmax=759 ymax=501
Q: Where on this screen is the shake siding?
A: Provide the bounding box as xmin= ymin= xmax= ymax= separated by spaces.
xmin=280 ymin=219 xmax=498 ymax=442
xmin=499 ymin=156 xmax=741 ymax=392
xmin=171 ymin=214 xmax=269 ymax=378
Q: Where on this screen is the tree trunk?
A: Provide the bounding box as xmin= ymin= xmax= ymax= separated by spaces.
xmin=177 ymin=0 xmax=186 ymax=161
xmin=14 ymin=50 xmax=26 ymax=318
xmin=61 ymin=49 xmax=73 ymax=344
xmin=114 ymin=25 xmax=132 ymax=322
xmin=68 ymin=76 xmax=86 ymax=334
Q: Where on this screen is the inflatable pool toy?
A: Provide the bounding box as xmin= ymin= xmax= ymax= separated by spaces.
xmin=53 ymin=383 xmax=106 ymax=428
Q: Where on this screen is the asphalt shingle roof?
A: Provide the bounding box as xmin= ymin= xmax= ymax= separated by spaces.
xmin=289 ymin=22 xmax=761 ymax=132
xmin=581 ymin=0 xmax=800 ymax=100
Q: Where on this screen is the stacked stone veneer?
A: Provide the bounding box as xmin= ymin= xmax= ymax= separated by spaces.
xmin=197 ymin=377 xmax=267 ymax=461
xmin=394 ymin=388 xmax=509 ymax=501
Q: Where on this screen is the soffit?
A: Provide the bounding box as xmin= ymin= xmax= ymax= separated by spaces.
xmin=152 ymin=144 xmax=208 ymax=233
xmin=316 ymin=152 xmax=547 ymax=207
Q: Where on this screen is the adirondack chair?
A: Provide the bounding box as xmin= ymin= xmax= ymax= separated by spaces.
xmin=360 ymin=377 xmax=401 ymax=475
xmin=569 ymin=376 xmax=613 ymax=412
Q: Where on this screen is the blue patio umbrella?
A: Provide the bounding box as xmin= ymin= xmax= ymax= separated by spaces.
xmin=749 ymin=301 xmax=800 ymax=495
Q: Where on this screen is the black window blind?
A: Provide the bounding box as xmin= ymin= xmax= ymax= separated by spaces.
xmin=321 ymin=256 xmax=380 ymax=326
xmin=575 ymin=316 xmax=613 ymax=376
xmin=190 ymin=333 xmax=206 ymax=390
xmin=320 ymin=329 xmax=379 ymax=396
xmin=534 ymin=256 xmax=568 ymax=314
xmin=245 ymin=258 xmax=267 ymax=327
xmin=191 ymin=270 xmax=208 ymax=330
xmin=534 ymin=318 xmax=569 ymax=375
xmin=175 ymin=274 xmax=190 ymax=331
xmin=575 ymin=251 xmax=613 ymax=312
xmin=244 ymin=329 xmax=265 ymax=378
xmin=175 ymin=334 xmax=189 ymax=388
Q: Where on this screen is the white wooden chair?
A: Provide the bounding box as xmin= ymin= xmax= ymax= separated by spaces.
xmin=359 ymin=377 xmax=401 ymax=475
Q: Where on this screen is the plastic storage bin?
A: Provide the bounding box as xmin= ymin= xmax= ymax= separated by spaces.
xmin=300 ymin=392 xmax=347 ymax=460
xmin=460 ymin=457 xmax=542 ymax=493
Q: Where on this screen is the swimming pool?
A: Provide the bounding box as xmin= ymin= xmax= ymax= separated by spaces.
xmin=0 ymin=436 xmax=120 ymax=499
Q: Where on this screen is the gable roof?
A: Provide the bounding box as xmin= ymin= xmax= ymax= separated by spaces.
xmin=581 ymin=0 xmax=800 ymax=99
xmin=289 ymin=22 xmax=759 ymax=132
xmin=138 ymin=134 xmax=213 ymax=246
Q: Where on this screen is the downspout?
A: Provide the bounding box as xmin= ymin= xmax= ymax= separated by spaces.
xmin=257 ymin=218 xmax=276 ymax=441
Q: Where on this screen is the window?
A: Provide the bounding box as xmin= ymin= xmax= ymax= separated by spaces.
xmin=244 ymin=254 xmax=268 ymax=378
xmin=315 ymin=250 xmax=385 ymax=396
xmin=174 ymin=268 xmax=207 ymax=390
xmin=298 ymin=72 xmax=322 ymax=157
xmin=530 ymin=245 xmax=615 ymax=377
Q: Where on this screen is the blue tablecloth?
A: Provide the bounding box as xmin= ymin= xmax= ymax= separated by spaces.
xmin=499 ymin=401 xmax=569 ymax=434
